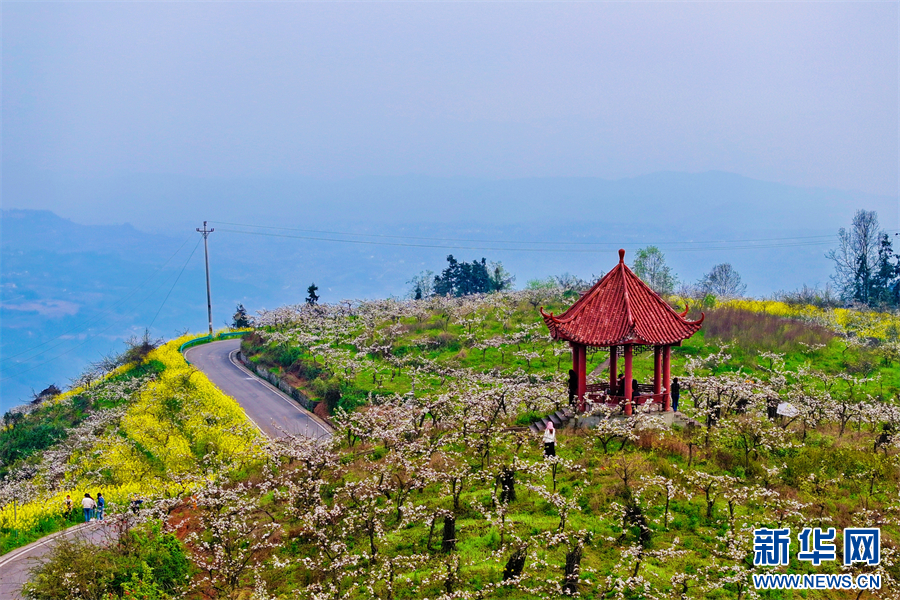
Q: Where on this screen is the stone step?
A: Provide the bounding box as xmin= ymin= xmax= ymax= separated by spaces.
xmin=549 ymin=414 xmax=563 ymax=426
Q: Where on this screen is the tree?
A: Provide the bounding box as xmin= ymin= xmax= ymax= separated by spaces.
xmin=231 ymin=304 xmax=251 ymax=328
xmin=306 ymin=283 xmax=319 ymax=305
xmin=826 ymin=209 xmax=882 ymax=304
xmin=432 ymin=256 xmax=513 ymax=297
xmin=32 ymin=384 xmax=62 ymax=404
xmin=697 ymin=263 xmax=746 ymax=299
xmin=488 ymin=261 xmax=515 ymax=292
xmin=870 ymin=232 xmax=900 ymax=307
xmin=407 ymin=270 xmax=435 ymax=299
xmin=632 ymin=246 xmax=678 ymax=295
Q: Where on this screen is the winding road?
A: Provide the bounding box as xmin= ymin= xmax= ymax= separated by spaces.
xmin=0 ymin=338 xmax=329 ymax=598
xmin=185 ymin=339 xmax=331 ymax=440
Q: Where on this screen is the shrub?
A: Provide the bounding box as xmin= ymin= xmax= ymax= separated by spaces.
xmin=0 ymin=421 xmax=67 ymax=465
xmin=427 ymin=331 xmax=459 ymax=350
xmin=23 ymin=523 xmax=191 ymax=600
xmin=23 ymin=538 xmax=116 ymax=600
xmin=312 ymin=376 xmax=342 ymax=412
xmin=275 ymin=346 xmax=303 ymax=368
xmin=291 ymin=359 xmax=323 ymax=381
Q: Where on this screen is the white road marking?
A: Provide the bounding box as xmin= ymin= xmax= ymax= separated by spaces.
xmin=226 ymin=349 xmax=332 ymax=438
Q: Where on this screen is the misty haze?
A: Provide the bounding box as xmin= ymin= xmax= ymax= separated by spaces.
xmin=1 ymin=3 xmax=899 ymax=598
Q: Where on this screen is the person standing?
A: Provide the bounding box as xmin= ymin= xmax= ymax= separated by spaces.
xmin=671 ymin=378 xmax=681 ymax=412
xmin=96 ymin=493 xmax=105 ymax=520
xmin=64 ymin=495 xmax=73 ymax=519
xmin=543 ymin=422 xmax=556 ymax=457
xmin=82 ymin=493 xmax=96 ymax=522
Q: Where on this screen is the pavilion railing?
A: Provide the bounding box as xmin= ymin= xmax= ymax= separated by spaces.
xmin=584 ymin=384 xmax=668 ymax=410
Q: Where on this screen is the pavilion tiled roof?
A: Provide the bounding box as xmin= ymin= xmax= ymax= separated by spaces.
xmin=540 ymin=249 xmax=703 ymax=346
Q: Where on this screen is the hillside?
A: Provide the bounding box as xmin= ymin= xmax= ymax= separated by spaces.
xmin=0 ymin=334 xmax=261 ymax=555
xmin=8 ymin=291 xmax=900 ymax=599
xmin=240 ymin=291 xmax=900 ymax=409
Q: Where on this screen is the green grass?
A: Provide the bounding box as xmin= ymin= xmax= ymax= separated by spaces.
xmin=243 ymin=421 xmax=898 ymax=599
xmin=231 ymin=296 xmax=900 ymax=598
xmin=243 ymin=302 xmax=900 ymax=412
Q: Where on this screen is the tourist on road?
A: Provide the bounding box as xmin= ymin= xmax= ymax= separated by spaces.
xmin=96 ymin=492 xmax=105 ymax=520
xmin=543 ymin=421 xmax=556 ymax=457
xmin=671 ymin=378 xmax=680 ymax=412
xmin=82 ymin=493 xmax=96 ymax=522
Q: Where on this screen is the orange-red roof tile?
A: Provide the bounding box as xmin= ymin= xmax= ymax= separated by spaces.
xmin=540 ymin=249 xmax=703 ymax=346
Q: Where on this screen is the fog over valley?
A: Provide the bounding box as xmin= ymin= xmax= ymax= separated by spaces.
xmin=2 ymin=171 xmax=897 ymax=409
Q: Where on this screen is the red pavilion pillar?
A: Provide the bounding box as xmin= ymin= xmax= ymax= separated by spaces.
xmin=663 ymin=345 xmax=672 ymax=412
xmin=609 ymin=345 xmax=618 ymax=391
xmin=624 ymin=344 xmax=633 ymax=416
xmin=653 ymin=346 xmax=662 ymax=402
xmin=571 ymin=342 xmax=587 ymax=412
xmin=578 ymin=344 xmax=587 ymax=411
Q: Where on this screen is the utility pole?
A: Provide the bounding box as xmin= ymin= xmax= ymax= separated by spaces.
xmin=197 ymin=221 xmax=215 ymax=337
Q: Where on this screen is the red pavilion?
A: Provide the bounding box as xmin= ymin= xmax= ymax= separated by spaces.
xmin=540 ymin=249 xmax=704 ymax=415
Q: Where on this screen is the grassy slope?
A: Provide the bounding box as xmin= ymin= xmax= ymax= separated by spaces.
xmin=0 ymin=335 xmax=262 ymax=555
xmin=7 ymin=297 xmax=899 ymax=597
xmin=243 ymin=300 xmax=900 ymax=408
xmin=234 ymin=297 xmax=900 ymax=599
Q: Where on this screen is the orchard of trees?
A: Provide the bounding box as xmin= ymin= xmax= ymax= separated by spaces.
xmin=8 ymin=283 xmax=900 ymax=598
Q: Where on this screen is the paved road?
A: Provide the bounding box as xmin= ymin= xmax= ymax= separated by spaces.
xmin=185 ymin=339 xmax=331 ymax=440
xmin=0 ymin=338 xmax=331 ymax=598
xmin=0 ymin=520 xmax=119 ymax=598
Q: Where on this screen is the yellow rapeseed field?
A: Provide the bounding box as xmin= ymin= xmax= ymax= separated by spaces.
xmin=0 ymin=335 xmax=262 ymax=531
xmin=722 ymin=299 xmax=900 ymax=341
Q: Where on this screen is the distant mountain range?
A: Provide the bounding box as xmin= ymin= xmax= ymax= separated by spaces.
xmin=2 ymin=171 xmax=897 ymax=409
xmin=6 ymin=169 xmax=896 ymax=231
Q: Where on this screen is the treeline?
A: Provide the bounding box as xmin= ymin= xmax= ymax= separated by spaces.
xmin=827 ymin=209 xmax=900 ymax=308
xmin=404 ymin=209 xmax=899 ymax=310
xmin=409 ymin=255 xmax=514 ymax=298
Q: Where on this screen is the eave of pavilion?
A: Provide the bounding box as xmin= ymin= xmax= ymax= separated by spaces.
xmin=540 ymin=249 xmax=704 ymax=348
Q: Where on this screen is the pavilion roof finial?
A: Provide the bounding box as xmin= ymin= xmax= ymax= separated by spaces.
xmin=540 ymin=248 xmax=704 ymax=347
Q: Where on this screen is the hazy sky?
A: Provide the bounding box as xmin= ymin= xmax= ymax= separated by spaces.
xmin=3 ymin=1 xmax=898 ymax=198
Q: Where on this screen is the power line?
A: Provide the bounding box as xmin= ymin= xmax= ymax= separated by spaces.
xmin=210 ymin=219 xmax=846 ymax=247
xmin=148 ymin=238 xmax=203 ymax=330
xmin=215 ymin=227 xmax=841 ymax=254
xmin=1 ymin=240 xmax=203 ymax=383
